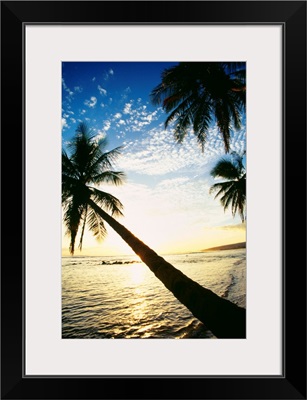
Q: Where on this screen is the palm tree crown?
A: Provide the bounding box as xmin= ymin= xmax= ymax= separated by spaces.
xmin=150 ymin=62 xmax=246 ymax=153
xmin=62 ymin=122 xmax=125 ymax=254
xmin=209 ymin=152 xmax=246 ymax=222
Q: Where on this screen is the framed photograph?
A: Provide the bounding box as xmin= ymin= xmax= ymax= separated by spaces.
xmin=1 ymin=1 xmax=306 ymax=399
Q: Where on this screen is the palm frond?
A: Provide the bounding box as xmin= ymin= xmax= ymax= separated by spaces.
xmin=89 ymin=187 xmax=124 ymax=217
xmin=87 ymin=206 xmax=107 ymax=241
xmin=63 ymin=198 xmax=86 ymax=255
xmin=62 ymin=121 xmax=126 ymax=253
xmin=209 ymin=153 xmax=246 ymax=222
xmin=209 ymin=181 xmax=234 ymax=197
xmin=150 ymin=62 xmax=246 ymax=153
xmin=86 ymin=146 xmax=124 ymax=180
xmin=210 ymin=159 xmax=240 ymax=180
xmin=91 ymin=171 xmax=125 ymax=186
xmin=62 ymin=150 xmax=79 ymax=178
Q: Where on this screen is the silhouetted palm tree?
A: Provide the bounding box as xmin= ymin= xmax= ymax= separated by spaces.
xmin=151 ymin=62 xmax=246 ymax=153
xmin=62 ymin=122 xmax=126 ymax=255
xmin=62 ymin=123 xmax=246 ymax=338
xmin=210 ymin=152 xmax=246 ymax=222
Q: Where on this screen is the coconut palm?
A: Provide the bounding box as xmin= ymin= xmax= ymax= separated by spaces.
xmin=210 ymin=152 xmax=246 ymax=222
xmin=62 ymin=123 xmax=246 ymax=338
xmin=62 ymin=122 xmax=126 ymax=255
xmin=150 ymin=62 xmax=246 ymax=153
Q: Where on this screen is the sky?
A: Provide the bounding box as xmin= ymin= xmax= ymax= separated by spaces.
xmin=62 ymin=62 xmax=246 ymax=256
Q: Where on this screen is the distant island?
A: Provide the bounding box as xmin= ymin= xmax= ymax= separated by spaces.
xmin=201 ymin=242 xmax=246 ymax=252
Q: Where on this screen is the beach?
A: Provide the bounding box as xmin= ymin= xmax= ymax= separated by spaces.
xmin=62 ymin=248 xmax=246 ymax=339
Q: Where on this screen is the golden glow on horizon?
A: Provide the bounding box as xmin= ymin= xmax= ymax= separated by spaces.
xmin=62 ymin=223 xmax=246 ymax=257
xmin=62 ymin=182 xmax=246 ymax=257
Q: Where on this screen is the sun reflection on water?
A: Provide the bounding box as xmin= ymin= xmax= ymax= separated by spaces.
xmin=129 ymin=264 xmax=146 ymax=285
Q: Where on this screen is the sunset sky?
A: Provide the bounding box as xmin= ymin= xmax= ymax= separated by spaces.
xmin=62 ymin=62 xmax=246 ymax=256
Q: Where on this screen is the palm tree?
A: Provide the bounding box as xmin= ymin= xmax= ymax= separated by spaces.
xmin=62 ymin=123 xmax=246 ymax=338
xmin=209 ymin=152 xmax=246 ymax=222
xmin=150 ymin=62 xmax=246 ymax=153
xmin=62 ymin=122 xmax=126 ymax=255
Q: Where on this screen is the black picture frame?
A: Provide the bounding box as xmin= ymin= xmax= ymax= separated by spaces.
xmin=1 ymin=1 xmax=306 ymax=399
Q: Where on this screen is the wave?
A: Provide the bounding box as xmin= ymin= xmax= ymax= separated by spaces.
xmin=177 ymin=319 xmax=215 ymax=339
xmin=221 ymin=274 xmax=236 ymax=299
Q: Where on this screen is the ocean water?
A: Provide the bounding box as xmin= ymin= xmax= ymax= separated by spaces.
xmin=62 ymin=249 xmax=246 ymax=339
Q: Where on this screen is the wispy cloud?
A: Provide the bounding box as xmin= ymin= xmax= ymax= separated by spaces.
xmin=97 ymin=85 xmax=107 ymax=96
xmin=84 ymin=96 xmax=97 ymax=108
xmin=62 ymin=78 xmax=74 ymax=104
xmin=103 ymin=68 xmax=114 ymax=81
xmin=74 ymin=86 xmax=83 ymax=93
xmin=116 ymin=121 xmax=245 ymax=178
xmin=117 ymin=129 xmax=208 ymax=176
xmin=121 ymin=87 xmax=131 ymax=101
xmin=62 ymin=117 xmax=69 ymax=129
xmin=62 ymin=79 xmax=73 ymax=96
xmin=215 ymin=222 xmax=246 ymax=231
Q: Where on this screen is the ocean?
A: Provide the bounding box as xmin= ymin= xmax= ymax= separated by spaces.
xmin=62 ymin=249 xmax=246 ymax=339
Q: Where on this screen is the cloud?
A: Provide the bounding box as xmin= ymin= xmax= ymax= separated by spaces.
xmin=94 ymin=130 xmax=107 ymax=142
xmin=74 ymin=86 xmax=83 ymax=93
xmin=114 ymin=113 xmax=122 ymax=119
xmin=97 ymin=85 xmax=107 ymax=96
xmin=92 ymin=77 xmax=96 ymax=82
xmin=103 ymin=69 xmax=114 ymax=81
xmin=121 ymin=87 xmax=131 ymax=101
xmin=62 ymin=118 xmax=69 ymax=129
xmin=215 ymin=222 xmax=246 ymax=231
xmin=120 ymin=102 xmax=161 ymax=133
xmin=103 ymin=120 xmax=111 ymax=131
xmin=62 ymin=78 xmax=74 ymax=103
xmin=117 ymin=128 xmax=205 ymax=176
xmin=116 ymin=121 xmax=245 ymax=178
xmin=62 ymin=79 xmax=73 ymax=95
xmin=123 ymin=102 xmax=132 ymax=115
xmin=84 ymin=96 xmax=97 ymax=108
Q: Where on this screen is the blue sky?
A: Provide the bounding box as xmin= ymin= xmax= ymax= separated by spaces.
xmin=62 ymin=62 xmax=246 ymax=256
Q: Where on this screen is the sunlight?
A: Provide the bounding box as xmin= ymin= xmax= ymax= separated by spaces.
xmin=129 ymin=264 xmax=146 ymax=285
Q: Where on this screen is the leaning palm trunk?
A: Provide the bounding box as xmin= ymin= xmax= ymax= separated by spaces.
xmin=89 ymin=200 xmax=245 ymax=338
